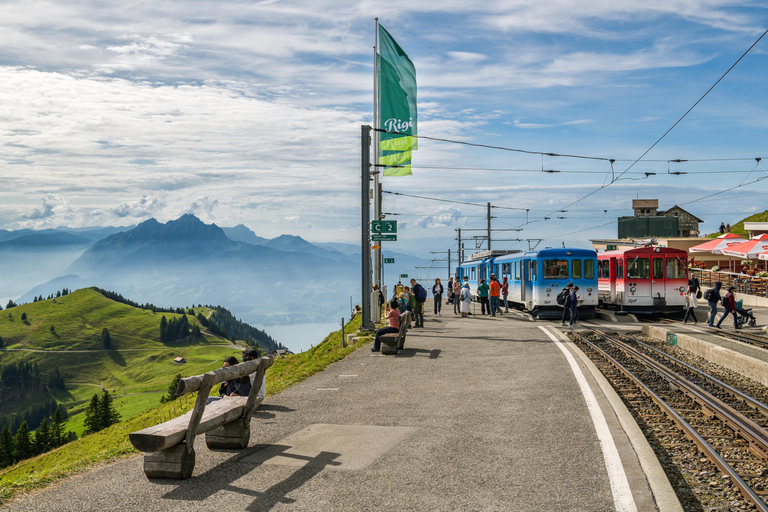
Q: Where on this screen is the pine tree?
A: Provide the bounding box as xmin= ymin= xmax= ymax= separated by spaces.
xmin=0 ymin=425 xmax=14 ymax=468
xmin=160 ymin=374 xmax=183 ymax=404
xmin=160 ymin=316 xmax=168 ymax=342
xmin=50 ymin=407 xmax=65 ymax=447
xmin=83 ymin=394 xmax=101 ymax=433
xmin=98 ymin=390 xmax=120 ymax=429
xmin=34 ymin=417 xmax=50 ymax=454
xmin=14 ymin=422 xmax=31 ymax=461
xmin=21 ymin=312 xmax=27 ymax=321
xmin=101 ymin=327 xmax=112 ymax=349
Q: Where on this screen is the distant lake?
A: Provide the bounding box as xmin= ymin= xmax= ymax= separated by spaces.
xmin=260 ymin=321 xmax=347 ymax=354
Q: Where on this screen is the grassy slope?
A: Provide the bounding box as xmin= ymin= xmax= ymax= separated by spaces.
xmin=0 ymin=314 xmax=370 ymax=504
xmin=703 ymin=210 xmax=768 ymax=238
xmin=0 ymin=288 xmax=244 ymax=436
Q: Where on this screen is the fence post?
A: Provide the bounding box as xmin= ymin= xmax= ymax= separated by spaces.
xmin=341 ymin=318 xmax=346 ymax=348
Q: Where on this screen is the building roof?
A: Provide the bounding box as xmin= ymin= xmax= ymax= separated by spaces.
xmin=661 ymin=204 xmax=704 ymax=223
xmin=632 ymin=199 xmax=658 ymax=209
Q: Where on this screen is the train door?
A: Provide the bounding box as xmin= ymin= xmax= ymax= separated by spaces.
xmin=651 ymin=256 xmax=665 ymax=298
xmin=609 ymin=257 xmax=617 ymax=302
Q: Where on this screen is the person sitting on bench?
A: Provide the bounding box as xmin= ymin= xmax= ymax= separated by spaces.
xmin=372 ymin=299 xmax=401 ymax=353
xmin=207 ymin=356 xmax=252 ymax=403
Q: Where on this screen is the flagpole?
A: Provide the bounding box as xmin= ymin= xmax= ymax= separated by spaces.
xmin=372 ymin=17 xmax=382 ymax=291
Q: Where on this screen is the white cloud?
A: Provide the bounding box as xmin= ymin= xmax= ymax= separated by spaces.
xmin=110 ymin=194 xmax=166 ymax=218
xmin=19 ymin=193 xmax=68 ymax=220
xmin=184 ymin=194 xmax=219 ymax=217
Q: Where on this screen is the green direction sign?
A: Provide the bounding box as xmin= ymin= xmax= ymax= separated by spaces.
xmin=371 ymin=220 xmax=397 ymax=234
xmin=400 ymin=274 xmax=408 ymax=278
xmin=667 ymin=333 xmax=677 ymax=346
xmin=372 ymin=233 xmax=397 ymax=242
xmin=606 ymin=244 xmax=618 ymax=251
xmin=384 ymin=258 xmax=395 ymax=264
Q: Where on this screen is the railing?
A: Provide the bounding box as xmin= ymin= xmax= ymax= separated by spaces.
xmin=689 ymin=268 xmax=768 ymax=297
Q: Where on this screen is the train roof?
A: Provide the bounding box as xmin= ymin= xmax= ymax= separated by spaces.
xmin=494 ymin=247 xmax=597 ymax=261
xmin=597 ymin=246 xmax=688 ymax=257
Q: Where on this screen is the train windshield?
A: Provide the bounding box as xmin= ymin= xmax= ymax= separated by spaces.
xmin=666 ymin=257 xmax=687 ymax=279
xmin=543 ymin=259 xmax=569 ymax=279
xmin=584 ymin=259 xmax=595 ymax=279
xmin=627 ymin=257 xmax=650 ymax=279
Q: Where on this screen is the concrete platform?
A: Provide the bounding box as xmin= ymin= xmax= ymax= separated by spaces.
xmin=4 ymin=313 xmax=681 ymax=512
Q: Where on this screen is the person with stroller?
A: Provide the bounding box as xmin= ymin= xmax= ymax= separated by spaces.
xmin=716 ymin=286 xmax=739 ymax=330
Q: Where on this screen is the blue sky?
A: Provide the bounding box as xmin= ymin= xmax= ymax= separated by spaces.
xmin=1 ymin=1 xmax=768 ymax=255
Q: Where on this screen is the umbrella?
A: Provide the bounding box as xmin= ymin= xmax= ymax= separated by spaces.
xmin=720 ymin=233 xmax=768 ymax=259
xmin=689 ymin=233 xmax=746 ymax=254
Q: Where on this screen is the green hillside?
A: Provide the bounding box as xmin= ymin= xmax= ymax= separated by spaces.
xmin=705 ymin=210 xmax=768 ymax=238
xmin=0 ymin=288 xmax=246 ymax=437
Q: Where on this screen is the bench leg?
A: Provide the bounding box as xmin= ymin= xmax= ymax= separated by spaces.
xmin=381 ymin=341 xmax=398 ymax=355
xmin=143 ymin=443 xmax=195 ymax=479
xmin=205 ymin=419 xmax=250 ymax=450
xmin=398 ymin=337 xmax=406 ymax=350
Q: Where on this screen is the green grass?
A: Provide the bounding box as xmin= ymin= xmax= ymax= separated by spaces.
xmin=703 ymin=210 xmax=768 ymax=238
xmin=0 ymin=314 xmax=371 ymax=504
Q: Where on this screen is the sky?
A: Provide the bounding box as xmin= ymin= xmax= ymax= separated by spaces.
xmin=2 ymin=0 xmax=768 ymax=257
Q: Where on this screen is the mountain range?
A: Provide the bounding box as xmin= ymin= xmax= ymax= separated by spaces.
xmin=1 ymin=216 xmax=431 ymax=339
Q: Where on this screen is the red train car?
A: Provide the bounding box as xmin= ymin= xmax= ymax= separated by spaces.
xmin=597 ymin=246 xmax=688 ymax=314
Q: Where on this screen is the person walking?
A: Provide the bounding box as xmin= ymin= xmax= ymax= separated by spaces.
xmin=716 ymin=286 xmax=739 ymax=329
xmin=501 ymin=276 xmax=509 ymax=313
xmin=688 ymin=274 xmax=701 ymax=297
xmin=568 ymin=286 xmax=579 ymax=328
xmin=682 ymin=285 xmax=698 ymax=324
xmin=411 ymin=278 xmax=427 ymax=328
xmin=477 ymin=278 xmax=490 ymax=315
xmin=452 ymin=277 xmax=462 ymax=315
xmin=460 ymin=283 xmax=472 ymax=317
xmin=432 ymin=278 xmax=444 ymax=317
xmin=372 ymin=299 xmax=402 ymax=352
xmin=447 ymin=277 xmax=454 ymax=305
xmin=559 ymin=283 xmax=574 ymax=326
xmin=489 ymin=275 xmax=501 ymax=316
xmin=706 ymin=281 xmax=722 ymax=327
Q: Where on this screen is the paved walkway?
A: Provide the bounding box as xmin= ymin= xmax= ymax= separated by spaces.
xmin=4 ymin=312 xmax=673 ymax=511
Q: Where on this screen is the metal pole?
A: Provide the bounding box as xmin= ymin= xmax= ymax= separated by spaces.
xmin=372 ymin=18 xmax=382 ymax=291
xmin=456 ymin=228 xmax=462 ymax=266
xmin=448 ymin=249 xmax=451 ymax=281
xmin=361 ymin=125 xmax=373 ymax=331
xmin=487 ymin=202 xmax=492 ymax=251
xmin=341 ymin=318 xmax=346 ymax=348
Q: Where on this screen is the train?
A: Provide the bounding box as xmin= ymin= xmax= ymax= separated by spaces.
xmin=596 ymin=246 xmax=688 ymax=314
xmin=457 ymin=247 xmax=599 ymax=319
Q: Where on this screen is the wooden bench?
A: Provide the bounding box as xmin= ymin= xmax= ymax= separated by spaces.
xmin=129 ymin=355 xmax=273 ymax=479
xmin=379 ymin=311 xmax=411 ymax=355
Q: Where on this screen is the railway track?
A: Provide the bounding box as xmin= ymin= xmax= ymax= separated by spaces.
xmin=570 ymin=327 xmax=768 ymax=511
xmin=659 ymin=316 xmax=768 ymax=351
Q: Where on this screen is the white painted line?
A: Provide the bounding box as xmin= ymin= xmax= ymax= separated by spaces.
xmin=338 ymin=375 xmax=358 ymax=377
xmin=316 ymin=388 xmax=339 ymax=391
xmin=538 ymin=325 xmax=637 ymax=512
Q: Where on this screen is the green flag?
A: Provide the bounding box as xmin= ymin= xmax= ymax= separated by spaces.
xmin=378 ymin=26 xmax=417 ymax=177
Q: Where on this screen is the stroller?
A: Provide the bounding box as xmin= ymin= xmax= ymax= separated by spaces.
xmin=735 ymin=299 xmax=757 ymax=328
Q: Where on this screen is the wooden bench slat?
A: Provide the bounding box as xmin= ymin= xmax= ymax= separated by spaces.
xmin=129 ymin=397 xmax=248 ymax=452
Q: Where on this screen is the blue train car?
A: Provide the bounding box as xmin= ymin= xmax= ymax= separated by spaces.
xmin=458 ymin=247 xmax=598 ymax=319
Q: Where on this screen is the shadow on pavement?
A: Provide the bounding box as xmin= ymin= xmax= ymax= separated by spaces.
xmin=395 ymin=348 xmax=441 ymax=359
xmin=158 ymin=446 xmax=341 ymax=511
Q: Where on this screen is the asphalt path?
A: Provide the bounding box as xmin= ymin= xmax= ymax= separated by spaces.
xmin=4 ymin=312 xmax=656 ymax=511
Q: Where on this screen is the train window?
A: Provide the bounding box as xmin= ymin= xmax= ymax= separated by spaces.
xmin=514 ymin=261 xmax=520 ymax=280
xmin=627 ymin=257 xmax=649 ymax=279
xmin=543 ymin=260 xmax=568 ymax=279
xmin=584 ymin=259 xmax=595 ymax=279
xmin=666 ymin=257 xmax=686 ymax=279
xmin=616 ymin=259 xmax=624 ymax=279
xmin=653 ymin=259 xmax=663 ymax=279
xmin=572 ymin=259 xmax=582 ymax=279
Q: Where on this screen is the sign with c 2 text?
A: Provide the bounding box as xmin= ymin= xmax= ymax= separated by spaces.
xmin=371 ymin=220 xmax=397 ymax=233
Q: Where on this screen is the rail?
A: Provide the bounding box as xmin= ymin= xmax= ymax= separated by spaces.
xmin=572 ymin=327 xmax=768 ymax=510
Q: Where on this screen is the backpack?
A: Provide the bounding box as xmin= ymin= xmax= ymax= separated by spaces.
xmin=414 ymin=284 xmax=427 ymax=302
xmin=557 ymin=289 xmax=569 ymax=305
xmin=721 ymin=294 xmax=730 ymax=307
xmin=703 ymin=288 xmax=713 ymax=301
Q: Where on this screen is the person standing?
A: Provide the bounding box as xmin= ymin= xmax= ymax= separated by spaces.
xmin=719 ymin=222 xmax=725 ymax=234
xmin=447 ymin=277 xmax=454 ymax=305
xmin=489 ymin=275 xmax=501 ymax=316
xmin=716 ymin=286 xmax=739 ymax=329
xmin=460 ymin=283 xmax=472 ymax=317
xmin=568 ymin=286 xmax=579 ymax=328
xmin=560 ymin=283 xmax=574 ymax=326
xmin=688 ymin=274 xmax=701 ymax=297
xmin=726 ymin=223 xmax=731 ymax=233
xmin=432 ymin=278 xmax=444 ymax=317
xmin=477 ymin=278 xmax=490 ymax=315
xmin=682 ymin=285 xmax=698 ymax=324
xmin=707 ymin=281 xmax=722 ymax=327
xmin=452 ymin=277 xmax=462 ymax=315
xmin=501 ymin=276 xmax=509 ymax=313
xmin=372 ymin=299 xmax=402 ymax=352
xmin=410 ymin=278 xmax=427 ymax=328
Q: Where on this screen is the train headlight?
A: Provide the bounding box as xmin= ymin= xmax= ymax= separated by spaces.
xmin=546 ymin=288 xmax=551 ymax=292
xmin=679 ymin=286 xmax=685 ymax=293
xmin=587 ymin=288 xmax=592 ymax=292
xmin=629 ymin=286 xmax=636 ymax=293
